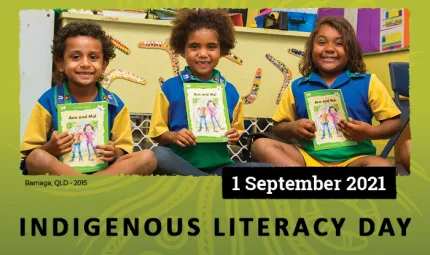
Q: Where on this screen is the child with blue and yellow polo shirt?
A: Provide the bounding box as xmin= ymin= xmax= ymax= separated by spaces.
xmin=20 ymin=21 xmax=156 ymax=175
xmin=251 ymin=17 xmax=402 ymax=167
xmin=149 ymin=9 xmax=271 ymax=175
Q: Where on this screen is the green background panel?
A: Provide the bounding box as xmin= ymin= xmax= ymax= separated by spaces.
xmin=1 ymin=1 xmax=428 ymax=254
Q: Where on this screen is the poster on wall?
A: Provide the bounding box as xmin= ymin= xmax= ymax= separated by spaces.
xmin=356 ymin=8 xmax=380 ymax=53
xmin=380 ymin=8 xmax=405 ymax=52
xmin=381 ymin=8 xmax=404 ymax=30
xmin=380 ymin=26 xmax=404 ymax=52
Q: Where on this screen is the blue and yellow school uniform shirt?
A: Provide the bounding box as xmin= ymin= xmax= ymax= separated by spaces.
xmin=21 ymin=81 xmax=133 ymax=158
xmin=273 ymin=71 xmax=401 ymax=162
xmin=149 ymin=67 xmax=245 ymax=169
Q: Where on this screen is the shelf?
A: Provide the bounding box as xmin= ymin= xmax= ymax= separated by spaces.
xmin=60 ymin=12 xmax=409 ymax=55
xmin=60 ymin=13 xmax=311 ymax=38
xmin=60 ymin=13 xmax=173 ymax=27
xmin=363 ymin=47 xmax=409 ymax=56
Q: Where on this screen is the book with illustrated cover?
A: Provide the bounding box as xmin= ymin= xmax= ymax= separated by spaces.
xmin=57 ymin=101 xmax=109 ymax=173
xmin=183 ymin=83 xmax=231 ymax=143
xmin=304 ymin=89 xmax=357 ymax=151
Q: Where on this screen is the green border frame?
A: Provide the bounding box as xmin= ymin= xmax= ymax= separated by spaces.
xmin=2 ymin=1 xmax=429 ymax=255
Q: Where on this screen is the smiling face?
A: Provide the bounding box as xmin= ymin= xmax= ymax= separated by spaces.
xmin=55 ymin=35 xmax=108 ymax=89
xmin=312 ymin=24 xmax=348 ymax=79
xmin=183 ymin=28 xmax=221 ymax=81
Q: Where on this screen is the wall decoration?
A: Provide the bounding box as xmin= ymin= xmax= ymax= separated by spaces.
xmin=380 ymin=8 xmax=405 ymax=52
xmin=105 ymin=33 xmax=131 ymax=55
xmin=288 ymin=48 xmax=305 ymax=58
xmin=225 ymin=52 xmax=243 ymax=65
xmin=265 ymin=54 xmax=292 ymax=104
xmin=380 ymin=27 xmax=403 ymax=52
xmin=356 ymin=8 xmax=381 ymax=52
xmin=381 ymin=8 xmax=404 ymax=29
xmin=101 ymin=69 xmax=146 ymax=89
xmin=138 ymin=41 xmax=180 ymax=76
xmin=241 ymin=68 xmax=262 ymax=104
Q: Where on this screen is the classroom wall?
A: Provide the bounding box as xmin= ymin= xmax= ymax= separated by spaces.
xmin=364 ymin=49 xmax=409 ymax=98
xmin=60 ymin=13 xmax=409 ymax=156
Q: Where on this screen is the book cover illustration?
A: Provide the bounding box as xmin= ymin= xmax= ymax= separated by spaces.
xmin=57 ymin=101 xmax=109 ymax=173
xmin=304 ymin=89 xmax=357 ymax=151
xmin=184 ymin=83 xmax=231 ymax=142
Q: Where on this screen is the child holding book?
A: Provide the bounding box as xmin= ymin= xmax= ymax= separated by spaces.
xmin=20 ymin=21 xmax=157 ymax=175
xmin=251 ymin=16 xmax=402 ymax=167
xmin=149 ymin=8 xmax=271 ymax=176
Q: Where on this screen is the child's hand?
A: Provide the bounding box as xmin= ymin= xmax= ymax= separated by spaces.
xmin=293 ymin=119 xmax=316 ymax=141
xmin=96 ymin=141 xmax=116 ymax=162
xmin=225 ymin=128 xmax=240 ymax=145
xmin=337 ymin=118 xmax=373 ymax=142
xmin=45 ymin=131 xmax=74 ymax=157
xmin=171 ymin=128 xmax=196 ymax=147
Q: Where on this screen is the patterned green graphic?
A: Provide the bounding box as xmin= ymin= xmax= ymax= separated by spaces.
xmin=2 ymin=0 xmax=429 ymax=254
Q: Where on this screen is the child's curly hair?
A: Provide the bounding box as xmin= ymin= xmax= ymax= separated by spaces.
xmin=169 ymin=8 xmax=236 ymax=56
xmin=51 ymin=21 xmax=115 ymax=83
xmin=299 ymin=16 xmax=366 ymax=77
xmin=52 ymin=21 xmax=115 ymax=62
